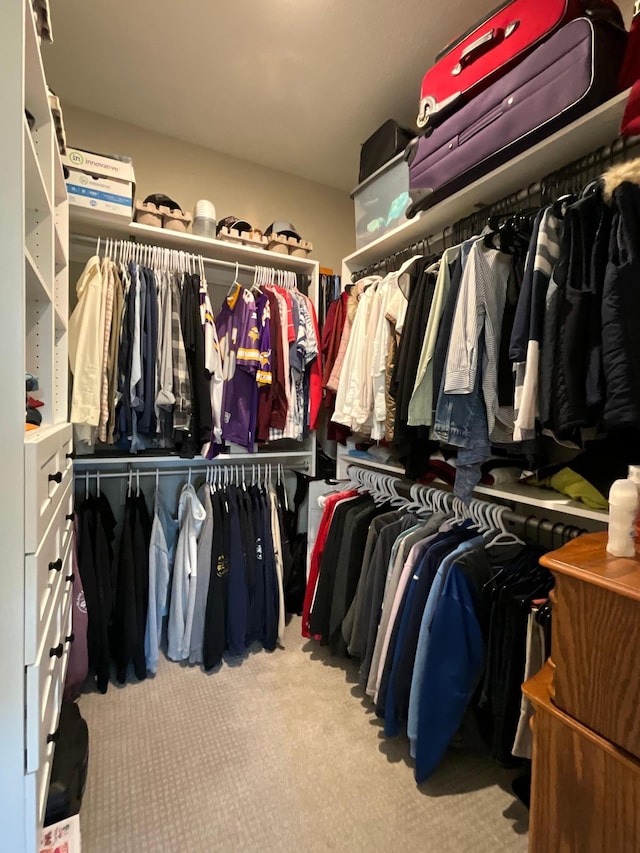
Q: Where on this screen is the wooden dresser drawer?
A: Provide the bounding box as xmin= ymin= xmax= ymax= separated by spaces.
xmin=25 ymin=486 xmax=73 ymax=666
xmin=541 ymin=533 xmax=640 ymax=761
xmin=25 ymin=423 xmax=73 ymax=554
xmin=525 ymin=663 xmax=640 ymax=853
xmin=25 ymin=581 xmax=73 ymax=776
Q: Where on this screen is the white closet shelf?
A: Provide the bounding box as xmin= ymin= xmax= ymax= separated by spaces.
xmin=69 ymin=210 xmax=319 ymax=274
xmin=23 ymin=0 xmax=50 ymax=129
xmin=340 ymin=454 xmax=406 ymax=476
xmin=24 ymin=117 xmax=51 ymax=214
xmin=343 ymin=89 xmax=631 ymax=271
xmin=24 ymin=422 xmax=66 ymax=445
xmin=473 ymin=482 xmax=608 ymax=523
xmin=25 ymin=247 xmax=51 ymax=302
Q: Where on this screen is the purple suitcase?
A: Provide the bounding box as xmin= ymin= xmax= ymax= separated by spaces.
xmin=406 ymin=17 xmax=626 ymax=218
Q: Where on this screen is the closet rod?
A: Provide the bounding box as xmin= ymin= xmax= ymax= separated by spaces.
xmin=345 ymin=464 xmax=586 ymax=547
xmin=394 ymin=482 xmax=586 ymax=541
xmin=77 ymin=468 xmax=284 ymax=481
xmin=70 ymin=234 xmax=301 ymax=277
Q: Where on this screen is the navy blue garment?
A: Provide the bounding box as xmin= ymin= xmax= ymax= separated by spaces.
xmin=117 ymin=263 xmax=137 ymax=442
xmin=379 ymin=564 xmax=420 ymax=731
xmin=237 ymin=486 xmax=257 ymax=645
xmin=248 ymin=485 xmax=266 ymax=646
xmin=414 ymin=565 xmax=484 ymax=783
xmin=132 ymin=493 xmax=151 ymax=680
xmin=262 ymin=488 xmax=279 ymax=652
xmin=508 ymin=209 xmax=545 ymax=362
xmin=133 ymin=267 xmax=146 ymax=418
xmin=382 ymin=527 xmax=477 ymax=737
xmin=225 ymin=486 xmax=248 ymax=656
xmin=203 ymin=489 xmax=229 ymax=671
xmin=139 ymin=267 xmax=158 ymax=436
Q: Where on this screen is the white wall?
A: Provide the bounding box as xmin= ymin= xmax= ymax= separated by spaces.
xmin=63 ymin=103 xmax=355 ymax=271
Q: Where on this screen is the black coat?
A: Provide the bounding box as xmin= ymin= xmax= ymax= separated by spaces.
xmin=77 ymin=494 xmax=116 ymax=693
xmin=603 ymin=182 xmax=640 ymax=430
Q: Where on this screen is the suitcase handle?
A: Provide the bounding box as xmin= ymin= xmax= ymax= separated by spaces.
xmin=453 ymin=24 xmax=518 ymax=74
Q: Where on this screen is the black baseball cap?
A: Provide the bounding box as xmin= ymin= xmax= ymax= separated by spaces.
xmin=217 ymin=216 xmax=252 ymax=235
xmin=144 ymin=193 xmax=183 ymax=212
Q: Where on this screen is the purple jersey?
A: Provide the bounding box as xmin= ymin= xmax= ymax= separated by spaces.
xmin=216 ymin=285 xmax=260 ymax=449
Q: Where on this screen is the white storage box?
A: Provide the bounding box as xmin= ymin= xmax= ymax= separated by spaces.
xmin=62 ymin=148 xmax=135 ymax=218
xmin=352 ymin=153 xmax=409 ymax=249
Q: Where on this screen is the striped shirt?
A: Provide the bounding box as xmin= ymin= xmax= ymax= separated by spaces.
xmin=513 ymin=208 xmax=563 ymax=441
xmin=171 ymin=274 xmax=192 ymax=431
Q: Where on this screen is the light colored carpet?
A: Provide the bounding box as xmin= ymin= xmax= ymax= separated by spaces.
xmin=78 ymin=617 xmax=529 ymax=852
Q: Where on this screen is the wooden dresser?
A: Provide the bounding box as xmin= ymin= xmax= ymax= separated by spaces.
xmin=523 ymin=532 xmax=640 ymax=853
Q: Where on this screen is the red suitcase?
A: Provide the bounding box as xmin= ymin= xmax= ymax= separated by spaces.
xmin=416 ymin=0 xmax=623 ymax=128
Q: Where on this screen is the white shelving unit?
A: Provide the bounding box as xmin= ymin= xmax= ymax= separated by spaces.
xmin=342 ymin=89 xmax=631 ymax=278
xmin=0 ymin=1 xmax=72 ymax=849
xmin=68 ymin=209 xmax=320 ymax=476
xmin=337 ymin=93 xmax=631 ymax=529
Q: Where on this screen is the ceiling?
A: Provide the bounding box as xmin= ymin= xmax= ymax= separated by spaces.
xmin=43 ymin=0 xmax=635 ymax=193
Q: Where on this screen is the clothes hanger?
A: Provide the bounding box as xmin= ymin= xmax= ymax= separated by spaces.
xmin=96 ymin=470 xmax=101 ymax=497
xmin=485 ymin=504 xmax=524 ymax=547
xmin=403 ymin=483 xmax=425 ymax=516
xmin=85 ymin=471 xmax=89 ymax=501
xmin=127 ymin=469 xmax=133 ymax=498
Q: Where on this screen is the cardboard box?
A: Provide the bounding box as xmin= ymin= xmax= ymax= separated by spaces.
xmin=65 ymin=169 xmax=133 ymax=216
xmin=62 ymin=147 xmax=135 ymax=218
xmin=63 ymin=147 xmax=134 ymax=182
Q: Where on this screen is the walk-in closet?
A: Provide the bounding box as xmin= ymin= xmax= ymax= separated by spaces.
xmin=3 ymin=1 xmax=640 ymax=851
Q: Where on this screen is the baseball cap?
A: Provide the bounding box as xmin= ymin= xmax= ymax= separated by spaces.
xmin=217 ymin=216 xmax=252 ymax=235
xmin=265 ymin=220 xmax=301 ymax=240
xmin=144 ymin=193 xmax=184 ymax=212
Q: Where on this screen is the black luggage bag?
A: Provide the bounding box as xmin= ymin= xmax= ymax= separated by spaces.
xmin=44 ymin=701 xmax=89 ymax=827
xmin=359 ymin=119 xmax=414 ymax=183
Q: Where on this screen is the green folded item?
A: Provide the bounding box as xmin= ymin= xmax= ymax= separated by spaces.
xmin=533 ymin=467 xmax=608 ymax=510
